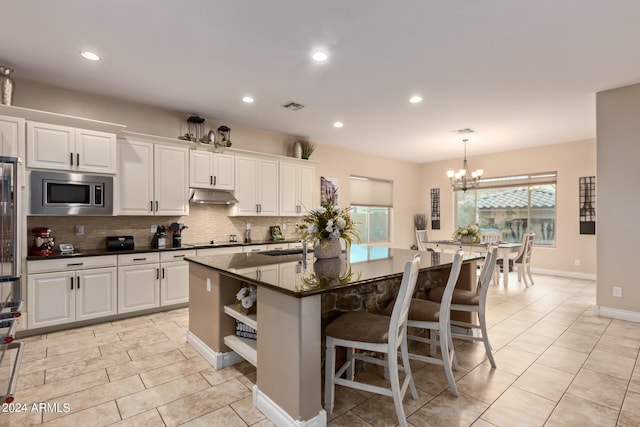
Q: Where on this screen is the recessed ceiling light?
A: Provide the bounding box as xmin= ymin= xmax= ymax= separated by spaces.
xmin=409 ymin=95 xmax=422 ymax=104
xmin=80 ymin=51 xmax=101 ymax=61
xmin=312 ymin=51 xmax=329 ymax=62
xmin=242 ymin=96 xmax=254 ymax=103
xmin=333 ymin=121 xmax=344 ymax=128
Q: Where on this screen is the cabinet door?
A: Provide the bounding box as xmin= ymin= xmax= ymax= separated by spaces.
xmin=118 ymin=264 xmax=160 ymax=313
xmin=75 ymin=129 xmax=117 ymax=174
xmin=234 ymin=156 xmax=259 ymax=215
xmin=117 ymin=139 xmax=154 ymax=215
xmin=27 ymin=271 xmax=75 ymax=328
xmin=212 ymin=153 xmax=235 ymax=190
xmin=279 ymin=262 xmax=301 ymax=287
xmin=257 ymin=159 xmax=279 ymax=215
xmin=189 ymin=150 xmax=213 ymax=188
xmin=76 ymin=267 xmax=117 ymax=321
xmin=297 ymin=164 xmax=315 ymax=214
xmin=0 ymin=115 xmax=23 ymax=158
xmin=161 ymin=261 xmax=189 ymax=306
xmin=257 ymin=265 xmax=278 ymax=283
xmin=26 ymin=122 xmax=74 ymax=170
xmin=279 ymin=162 xmax=298 ymax=216
xmin=155 ymin=144 xmax=189 ymax=215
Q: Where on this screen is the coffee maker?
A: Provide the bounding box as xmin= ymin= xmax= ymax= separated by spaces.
xmin=151 ymin=225 xmax=167 ymax=249
xmin=169 ymin=223 xmax=188 ymax=248
xmin=30 ymin=227 xmax=54 ymax=256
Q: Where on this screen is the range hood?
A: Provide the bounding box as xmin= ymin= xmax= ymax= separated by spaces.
xmin=189 ymin=188 xmax=239 ymax=204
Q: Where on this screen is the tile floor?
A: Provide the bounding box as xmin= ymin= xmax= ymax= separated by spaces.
xmin=1 ymin=273 xmax=639 ymax=426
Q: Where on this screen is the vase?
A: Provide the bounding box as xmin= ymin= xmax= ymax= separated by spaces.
xmin=313 ymin=257 xmax=343 ymax=279
xmin=293 ymin=141 xmax=302 ymax=159
xmin=459 ymin=235 xmax=473 ymax=243
xmin=313 ymin=238 xmax=342 ymax=259
xmin=0 ymin=66 xmax=14 ymax=106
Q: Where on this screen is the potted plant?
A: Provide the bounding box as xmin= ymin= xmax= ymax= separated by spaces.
xmin=453 ymin=224 xmax=481 ymax=243
xmin=300 ymin=140 xmax=316 ymax=160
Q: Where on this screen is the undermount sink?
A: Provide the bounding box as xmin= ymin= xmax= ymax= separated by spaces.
xmin=260 ymin=249 xmax=304 ymax=256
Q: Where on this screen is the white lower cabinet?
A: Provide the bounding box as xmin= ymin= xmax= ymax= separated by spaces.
xmin=233 ymin=264 xmax=278 ymax=283
xmin=160 ymin=250 xmax=196 ymax=306
xmin=27 ymin=263 xmax=117 ymax=329
xmin=117 ymin=253 xmax=161 ymax=313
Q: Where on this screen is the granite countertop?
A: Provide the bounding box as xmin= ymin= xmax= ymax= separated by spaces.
xmin=186 ymin=245 xmax=482 ymax=298
xmin=26 ymin=239 xmax=301 ymax=261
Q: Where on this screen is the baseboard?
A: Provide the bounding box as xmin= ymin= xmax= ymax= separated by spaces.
xmin=593 ymin=305 xmax=640 ymax=323
xmin=531 ymin=267 xmax=596 ymax=281
xmin=253 ymin=385 xmax=327 ymax=427
xmin=186 ymin=331 xmax=243 ymax=370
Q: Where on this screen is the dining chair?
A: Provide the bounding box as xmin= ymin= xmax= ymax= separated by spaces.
xmin=496 ymin=233 xmax=535 ymax=287
xmin=515 ymin=233 xmax=535 ymax=286
xmin=324 ymin=254 xmax=422 ymax=427
xmin=480 ymin=231 xmax=501 ymax=244
xmin=415 ymin=229 xmax=430 ymax=251
xmin=427 ymin=246 xmax=498 ymax=368
xmin=385 ymin=250 xmax=464 ymax=396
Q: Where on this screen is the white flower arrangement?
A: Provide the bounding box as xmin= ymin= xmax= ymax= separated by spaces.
xmin=453 ymin=224 xmax=481 ymax=243
xmin=235 ymin=286 xmax=257 ymax=314
xmin=296 ymin=197 xmax=359 ymax=245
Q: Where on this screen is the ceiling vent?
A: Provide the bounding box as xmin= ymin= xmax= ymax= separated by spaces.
xmin=282 ymin=101 xmax=305 ymax=111
xmin=452 ymin=128 xmax=475 ymax=134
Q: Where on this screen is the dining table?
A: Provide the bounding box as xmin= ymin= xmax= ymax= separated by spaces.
xmin=425 ymin=240 xmax=521 ymax=286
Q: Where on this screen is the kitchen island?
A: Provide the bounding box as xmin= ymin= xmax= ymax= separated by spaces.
xmin=186 ymin=246 xmax=481 ymax=427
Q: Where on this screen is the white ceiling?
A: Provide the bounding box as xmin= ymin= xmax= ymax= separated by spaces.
xmin=2 ymin=1 xmax=640 ymax=163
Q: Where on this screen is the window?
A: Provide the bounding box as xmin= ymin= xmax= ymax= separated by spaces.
xmin=455 ymin=173 xmax=556 ymax=246
xmin=350 ymin=176 xmax=392 ymax=244
xmin=351 ymin=206 xmax=390 ymax=243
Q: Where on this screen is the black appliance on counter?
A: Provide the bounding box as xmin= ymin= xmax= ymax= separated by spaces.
xmin=151 ymin=226 xmax=167 ymax=249
xmin=169 ymin=223 xmax=188 ymax=248
xmin=106 ymin=235 xmax=134 ymax=251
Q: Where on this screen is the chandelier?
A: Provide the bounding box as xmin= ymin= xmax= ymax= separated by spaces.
xmin=447 ymin=139 xmax=483 ymax=191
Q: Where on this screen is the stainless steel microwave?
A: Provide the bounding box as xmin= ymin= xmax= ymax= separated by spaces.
xmin=30 ymin=170 xmax=114 ymax=215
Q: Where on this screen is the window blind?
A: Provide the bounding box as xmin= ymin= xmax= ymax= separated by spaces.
xmin=350 ymin=176 xmax=393 ymax=207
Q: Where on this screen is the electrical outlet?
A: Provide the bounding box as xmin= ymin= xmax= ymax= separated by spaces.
xmin=75 ymin=225 xmax=84 ymax=235
xmin=613 ymin=286 xmax=622 ymax=297
xmin=282 ymin=223 xmax=287 ymax=230
xmin=151 ymin=225 xmax=157 ymax=233
xmin=574 ymin=259 xmax=580 ymax=266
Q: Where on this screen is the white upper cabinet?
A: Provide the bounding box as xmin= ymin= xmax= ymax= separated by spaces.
xmin=189 ymin=150 xmax=234 ymax=190
xmin=279 ymin=161 xmax=315 ymax=216
xmin=27 ymin=121 xmax=116 ymax=173
xmin=0 ymin=115 xmax=24 ymax=158
xmin=234 ymin=155 xmax=278 ymax=216
xmin=117 ymin=139 xmax=189 ymax=216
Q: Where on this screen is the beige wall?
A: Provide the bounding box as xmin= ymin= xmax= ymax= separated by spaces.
xmin=596 ymin=83 xmax=640 ymax=315
xmin=419 ymin=139 xmax=597 ymax=277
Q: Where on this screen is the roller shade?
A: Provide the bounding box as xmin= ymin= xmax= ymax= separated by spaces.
xmin=350 ymin=176 xmax=393 ymax=207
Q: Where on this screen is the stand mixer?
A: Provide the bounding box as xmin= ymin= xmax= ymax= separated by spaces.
xmin=30 ymin=227 xmax=55 ymax=256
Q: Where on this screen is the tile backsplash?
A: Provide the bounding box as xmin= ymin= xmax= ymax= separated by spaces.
xmin=27 ymin=204 xmax=303 ymax=251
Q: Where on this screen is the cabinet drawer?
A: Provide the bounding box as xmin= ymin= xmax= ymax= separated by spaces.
xmin=28 ymin=255 xmax=117 ymax=274
xmin=118 ymin=252 xmax=160 ymax=266
xmin=160 ymin=249 xmax=196 ymax=263
xmin=196 ymin=247 xmax=244 ymax=256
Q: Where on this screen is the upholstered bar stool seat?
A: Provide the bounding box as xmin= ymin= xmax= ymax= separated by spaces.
xmin=428 ymin=287 xmax=480 ymax=305
xmin=325 ymin=311 xmax=390 ymax=343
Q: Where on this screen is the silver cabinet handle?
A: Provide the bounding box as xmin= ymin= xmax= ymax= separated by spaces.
xmin=155 ymin=201 xmax=159 ymax=211
xmin=67 ymin=262 xmax=83 ymax=267
xmin=162 ymin=268 xmax=165 ymax=279
xmin=256 ymin=204 xmax=259 ymax=213
xmin=70 ymin=276 xmax=74 ymax=290
xmin=150 ymin=201 xmax=153 ymax=212
xmin=133 ymin=257 xmax=147 ymax=261
xmin=210 ymin=176 xmax=213 ymax=185
xmin=77 ymin=276 xmax=80 ymax=289
xmin=76 ymin=153 xmax=80 ymax=166
xmin=173 ymin=254 xmax=185 ymax=259
xmin=70 ymin=153 xmax=74 ymax=166
xmin=156 ymin=268 xmax=160 ymax=280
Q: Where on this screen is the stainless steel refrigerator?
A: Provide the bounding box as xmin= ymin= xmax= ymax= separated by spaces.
xmin=0 ymin=156 xmax=23 ymax=403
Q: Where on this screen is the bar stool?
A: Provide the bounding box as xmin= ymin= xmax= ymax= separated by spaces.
xmin=403 ymin=250 xmax=464 ymax=396
xmin=324 ymin=254 xmax=422 ymax=427
xmin=427 ymin=246 xmax=498 ymax=368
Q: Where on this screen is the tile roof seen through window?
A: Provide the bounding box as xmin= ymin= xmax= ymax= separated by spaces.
xmin=478 ymin=188 xmax=555 ymax=209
